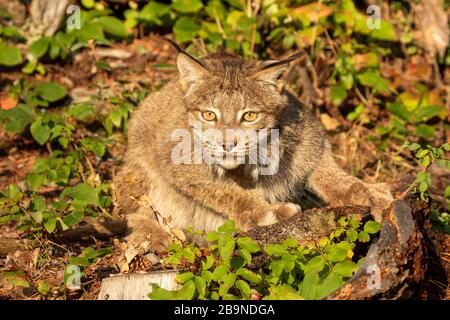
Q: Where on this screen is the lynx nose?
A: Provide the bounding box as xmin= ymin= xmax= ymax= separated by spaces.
xmin=222 ymin=141 xmax=237 ymax=152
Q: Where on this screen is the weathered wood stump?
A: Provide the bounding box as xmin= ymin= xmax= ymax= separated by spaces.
xmin=98 ymin=270 xmax=180 ymax=300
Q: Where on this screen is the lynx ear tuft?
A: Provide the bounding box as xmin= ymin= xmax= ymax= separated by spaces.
xmin=254 ymin=52 xmax=304 ymax=86
xmin=160 ymin=37 xmax=210 ymax=92
xmin=177 ymin=52 xmax=210 ymax=92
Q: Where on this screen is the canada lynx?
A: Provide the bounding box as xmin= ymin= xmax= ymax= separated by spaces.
xmin=115 ymin=42 xmax=393 ymax=254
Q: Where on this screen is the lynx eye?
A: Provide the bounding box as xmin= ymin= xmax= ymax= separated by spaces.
xmin=201 ymin=111 xmax=217 ymax=122
xmin=242 ymin=112 xmax=258 ymax=122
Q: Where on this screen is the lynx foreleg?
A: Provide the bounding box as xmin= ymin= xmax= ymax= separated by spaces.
xmin=307 ymin=151 xmax=393 ymax=221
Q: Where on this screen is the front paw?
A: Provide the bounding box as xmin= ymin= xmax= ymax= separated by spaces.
xmin=347 ymin=182 xmax=393 ymax=221
xmin=125 ymin=223 xmax=173 ymax=255
xmin=239 ymin=202 xmax=301 ymax=231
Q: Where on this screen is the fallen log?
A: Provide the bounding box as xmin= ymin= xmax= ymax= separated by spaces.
xmin=0 ymin=219 xmax=127 ymax=257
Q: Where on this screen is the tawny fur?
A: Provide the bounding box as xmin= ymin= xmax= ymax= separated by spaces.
xmin=114 ymin=50 xmax=393 ymax=254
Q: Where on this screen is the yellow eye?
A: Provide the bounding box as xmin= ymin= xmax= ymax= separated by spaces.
xmin=243 ymin=112 xmax=258 ymax=122
xmin=201 ymin=111 xmax=217 ymax=121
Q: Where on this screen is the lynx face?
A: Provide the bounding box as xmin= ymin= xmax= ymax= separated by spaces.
xmin=176 ymin=51 xmax=295 ymax=171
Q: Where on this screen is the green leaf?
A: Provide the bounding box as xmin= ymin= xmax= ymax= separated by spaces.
xmin=358 ymin=231 xmax=370 ymax=242
xmin=326 ymin=246 xmax=348 ymax=262
xmin=30 ymin=117 xmax=51 ymax=145
xmin=298 ymin=270 xmax=319 ymax=300
xmin=236 ymin=268 xmax=261 ymax=284
xmin=235 ymin=279 xmax=251 ymax=299
xmin=37 ymin=281 xmax=51 ymax=294
xmin=61 ymin=183 xmax=99 ymax=206
xmin=219 ymin=237 xmax=235 ymax=262
xmin=330 ymin=84 xmax=347 ymax=106
xmin=97 ymin=16 xmax=128 ymax=38
xmin=387 ymin=102 xmax=411 ymax=122
xmin=237 ymin=237 xmax=260 ymax=253
xmin=172 ymin=0 xmax=203 ymax=13
xmin=238 ymin=248 xmax=252 ymax=265
xmin=201 ymin=270 xmax=213 ymax=284
xmin=67 ymin=104 xmax=93 ymax=120
xmin=357 ymin=70 xmax=389 ymax=93
xmin=4 ymin=271 xmax=30 ymax=288
xmin=176 ymin=272 xmax=194 ymax=284
xmin=315 ymin=274 xmax=345 ymax=299
xmin=219 ymin=272 xmax=236 ymax=296
xmin=303 ymin=255 xmax=325 ymax=273
xmin=346 ymin=229 xmax=358 ymax=242
xmin=212 ymin=264 xmax=229 ymax=282
xmin=44 ymin=216 xmax=57 ymax=233
xmin=264 ymin=284 xmax=303 ymax=300
xmin=217 ymin=220 xmax=239 ymax=233
xmin=0 ymin=43 xmax=22 ymax=66
xmin=333 ymin=261 xmax=357 ymax=277
xmin=364 ymin=221 xmax=381 ymax=234
xmin=173 ymin=17 xmax=201 ymax=43
xmin=201 ymin=255 xmax=215 ymax=270
xmin=415 ymin=105 xmax=446 ymax=122
xmin=194 ymin=276 xmax=207 ymax=298
xmin=6 ymin=184 xmax=23 ymax=201
xmin=264 ymin=244 xmax=288 ymax=257
xmin=414 ymin=124 xmax=435 ymax=140
xmin=34 ymin=82 xmax=67 ymax=102
xmin=369 ymin=20 xmax=397 ymax=41
xmin=29 ymin=37 xmax=50 ymax=59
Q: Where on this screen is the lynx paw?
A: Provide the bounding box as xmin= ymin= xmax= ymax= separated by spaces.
xmin=125 ymin=222 xmax=173 ymax=255
xmin=347 ymin=182 xmax=393 ymax=221
xmin=239 ymin=202 xmax=301 ymax=231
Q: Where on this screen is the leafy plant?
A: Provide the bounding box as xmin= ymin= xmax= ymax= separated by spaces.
xmin=149 ymin=218 xmax=380 ymax=300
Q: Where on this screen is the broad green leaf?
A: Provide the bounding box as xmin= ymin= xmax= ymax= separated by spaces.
xmin=217 ymin=220 xmax=239 ymax=233
xmin=44 ymin=216 xmax=57 ymax=233
xmin=358 ymin=231 xmax=370 ymax=242
xmin=333 ymin=261 xmax=357 ymax=277
xmin=364 ymin=221 xmax=381 ymax=234
xmin=315 ymin=274 xmax=345 ymax=299
xmin=236 ymin=267 xmax=261 ymax=284
xmin=97 ymin=16 xmax=128 ymax=38
xmin=326 ymin=246 xmax=348 ymax=262
xmin=264 ymin=284 xmax=303 ymax=300
xmin=218 ymin=272 xmax=236 ymax=296
xmin=194 ymin=276 xmax=207 ymax=298
xmin=264 ymin=244 xmax=288 ymax=256
xmin=414 ymin=124 xmax=435 ymax=140
xmin=303 ymin=255 xmax=325 ymax=273
xmin=386 ymin=102 xmax=411 ymax=122
xmin=30 ymin=118 xmax=51 ymax=145
xmin=172 ymin=0 xmax=203 ymax=13
xmin=173 ymin=17 xmax=201 ymax=43
xmin=237 ymin=237 xmax=260 ymax=253
xmin=212 ymin=264 xmax=229 ymax=282
xmin=176 ymin=272 xmax=194 ymax=284
xmin=235 ymin=279 xmax=251 ymax=298
xmin=369 ymin=20 xmax=397 ymax=41
xmin=34 ymin=82 xmax=67 ymax=102
xmin=330 ymin=84 xmax=347 ymax=106
xmin=0 ymin=43 xmax=22 ymax=66
xmin=4 ymin=271 xmax=30 ymax=288
xmin=298 ymin=270 xmax=319 ymax=300
xmin=61 ymin=183 xmax=99 ymax=206
xmin=29 ymin=37 xmax=50 ymax=59
xmin=357 ymin=70 xmax=389 ymax=93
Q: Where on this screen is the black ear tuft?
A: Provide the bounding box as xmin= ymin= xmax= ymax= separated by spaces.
xmin=159 ymin=37 xmax=207 ymax=69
